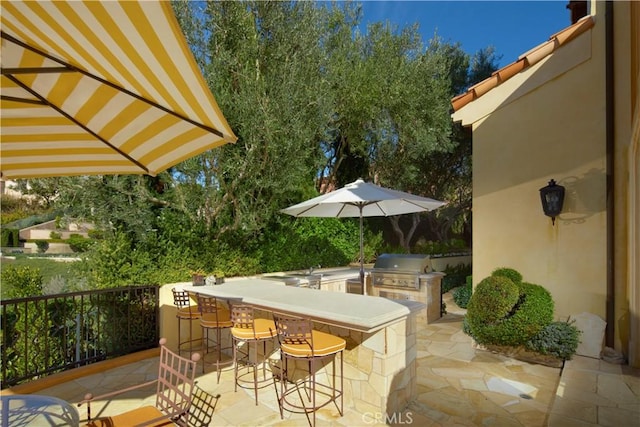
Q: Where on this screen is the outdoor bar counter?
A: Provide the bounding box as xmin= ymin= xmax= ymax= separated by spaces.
xmin=181 ymin=278 xmax=425 ymax=417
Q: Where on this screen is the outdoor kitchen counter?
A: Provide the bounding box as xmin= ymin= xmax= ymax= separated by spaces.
xmin=182 ymin=278 xmax=424 ymax=333
xmin=178 ymin=278 xmax=423 ymax=415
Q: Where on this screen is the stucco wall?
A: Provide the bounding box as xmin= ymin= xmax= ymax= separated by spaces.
xmin=159 ymin=283 xmax=202 ymax=352
xmin=616 ymin=0 xmax=640 ymax=367
xmin=471 ymin=19 xmax=608 ymax=322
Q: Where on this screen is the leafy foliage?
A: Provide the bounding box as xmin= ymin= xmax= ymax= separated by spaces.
xmin=414 ymin=238 xmax=468 ymax=255
xmin=256 ymin=217 xmax=368 ymax=272
xmin=452 ymin=276 xmax=473 ymax=309
xmin=465 ymin=269 xmax=555 ymax=347
xmin=441 ymin=263 xmax=472 ymax=293
xmin=2 ymin=266 xmax=44 ymax=298
xmin=526 ymin=321 xmax=581 ymax=360
xmin=2 ymin=1 xmax=500 ymax=289
xmin=67 ymin=234 xmax=94 ymax=253
xmin=1 ymin=229 xmax=20 ymax=247
xmin=491 ymin=267 xmax=523 ymax=284
xmin=467 ymin=275 xmax=520 ymax=325
xmin=0 ymin=194 xmax=52 ymax=225
xmin=34 ymin=240 xmax=49 ymax=253
xmin=0 ymin=257 xmax=84 ymax=297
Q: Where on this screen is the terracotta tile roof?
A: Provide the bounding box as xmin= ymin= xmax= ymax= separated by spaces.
xmin=451 ymin=15 xmax=595 ymax=112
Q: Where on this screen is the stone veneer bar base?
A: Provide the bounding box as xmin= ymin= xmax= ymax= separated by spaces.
xmin=307 ymin=314 xmax=418 ymax=416
xmin=249 ymin=308 xmax=419 ymax=417
xmin=179 ymin=279 xmax=423 ymax=417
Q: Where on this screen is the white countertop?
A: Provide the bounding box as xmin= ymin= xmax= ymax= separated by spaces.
xmin=182 ymin=278 xmax=424 ymax=333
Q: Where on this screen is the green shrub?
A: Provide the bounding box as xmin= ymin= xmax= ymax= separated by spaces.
xmin=499 ymin=282 xmax=554 ymax=344
xmin=50 ymin=231 xmax=62 ymax=240
xmin=526 ymin=321 xmax=581 ymax=360
xmin=87 ymin=229 xmax=104 ymax=239
xmin=35 ymin=240 xmax=49 ymax=253
xmin=491 ymin=267 xmax=523 ymax=283
xmin=2 ymin=266 xmax=44 ymax=298
xmin=465 ymin=272 xmax=554 ymax=346
xmin=453 ymin=281 xmax=472 ymax=309
xmin=67 ymin=234 xmax=93 ymax=252
xmin=1 ymin=228 xmax=20 ymax=247
xmin=414 ymin=239 xmax=468 ymax=255
xmin=256 ymin=217 xmax=362 ymax=273
xmin=441 ymin=263 xmax=472 ymax=293
xmin=466 ymin=275 xmax=520 ymax=324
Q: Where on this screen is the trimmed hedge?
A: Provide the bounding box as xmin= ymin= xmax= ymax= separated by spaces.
xmin=67 ymin=234 xmax=94 ymax=252
xmin=466 ymin=275 xmax=519 ymax=324
xmin=491 ymin=267 xmax=523 ymax=283
xmin=1 ymin=228 xmax=20 ymax=247
xmin=466 ymin=272 xmax=554 ymax=347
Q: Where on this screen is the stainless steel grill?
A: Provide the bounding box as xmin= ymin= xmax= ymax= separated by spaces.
xmin=370 ymin=254 xmax=431 ymax=290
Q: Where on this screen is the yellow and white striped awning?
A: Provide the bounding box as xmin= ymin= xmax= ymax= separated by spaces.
xmin=0 ymin=0 xmax=237 ymax=179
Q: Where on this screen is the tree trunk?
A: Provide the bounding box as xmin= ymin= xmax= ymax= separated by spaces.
xmin=389 ymin=214 xmax=421 ymax=251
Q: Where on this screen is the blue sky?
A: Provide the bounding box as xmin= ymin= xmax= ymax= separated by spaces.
xmin=355 ymin=1 xmax=571 ymax=67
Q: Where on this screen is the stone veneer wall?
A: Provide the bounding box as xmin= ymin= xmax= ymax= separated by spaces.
xmin=369 ymin=273 xmax=443 ymax=324
xmin=160 ymin=283 xmax=419 ymax=416
xmin=243 ymin=308 xmax=418 ymax=416
xmin=306 ymin=315 xmax=418 ymax=417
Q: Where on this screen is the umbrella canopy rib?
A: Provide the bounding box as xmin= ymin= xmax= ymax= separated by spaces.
xmin=4 ymin=73 xmax=150 ymax=175
xmin=2 ymin=66 xmax=73 ymax=74
xmin=0 ymin=95 xmax=45 ymax=105
xmin=0 ymin=0 xmax=237 ymax=179
xmin=1 ymin=31 xmax=224 ymax=139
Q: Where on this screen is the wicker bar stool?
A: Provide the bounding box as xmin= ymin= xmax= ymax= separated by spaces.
xmin=273 ymin=314 xmax=345 ymax=427
xmin=195 ymin=294 xmax=233 ymax=383
xmin=230 ymin=304 xmax=277 ymax=405
xmin=172 ymin=288 xmax=201 ymax=357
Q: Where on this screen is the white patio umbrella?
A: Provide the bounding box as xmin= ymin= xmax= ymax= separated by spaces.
xmin=281 ymin=178 xmax=446 ymax=292
xmin=1 ymin=0 xmax=237 ymax=179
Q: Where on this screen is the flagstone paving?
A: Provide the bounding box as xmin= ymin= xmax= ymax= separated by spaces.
xmin=35 ymin=292 xmax=639 ymax=426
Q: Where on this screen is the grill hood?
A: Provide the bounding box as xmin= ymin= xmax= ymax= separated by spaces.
xmin=373 ymin=254 xmax=431 ymax=273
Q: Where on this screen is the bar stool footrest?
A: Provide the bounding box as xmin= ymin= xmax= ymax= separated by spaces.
xmin=278 ymin=380 xmax=343 ymax=416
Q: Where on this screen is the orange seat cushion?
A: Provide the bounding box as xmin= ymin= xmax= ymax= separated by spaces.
xmin=86 ymin=405 xmax=173 ymax=426
xmin=281 ymin=330 xmax=346 ymax=357
xmin=231 ymin=318 xmax=277 ymax=340
xmin=200 ymin=308 xmax=233 ymax=328
xmin=176 ymin=306 xmax=200 ymax=319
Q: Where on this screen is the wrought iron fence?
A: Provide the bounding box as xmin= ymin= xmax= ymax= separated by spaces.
xmin=1 ymin=286 xmax=159 ymax=389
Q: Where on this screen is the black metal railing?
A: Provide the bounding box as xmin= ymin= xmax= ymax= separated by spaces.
xmin=1 ymin=286 xmax=159 ymax=389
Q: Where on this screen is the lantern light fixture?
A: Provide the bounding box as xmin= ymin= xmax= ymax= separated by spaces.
xmin=539 ymin=179 xmax=565 ymax=225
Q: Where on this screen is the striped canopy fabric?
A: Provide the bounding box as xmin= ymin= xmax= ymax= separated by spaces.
xmin=0 ymin=0 xmax=237 ymax=179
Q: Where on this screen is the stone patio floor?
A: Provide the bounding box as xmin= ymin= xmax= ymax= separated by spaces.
xmin=34 ymin=293 xmax=639 ymax=426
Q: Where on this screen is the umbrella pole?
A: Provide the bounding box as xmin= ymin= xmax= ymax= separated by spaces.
xmin=359 ymin=206 xmax=366 ymax=294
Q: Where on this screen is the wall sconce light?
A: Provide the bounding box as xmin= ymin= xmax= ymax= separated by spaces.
xmin=539 ymin=179 xmax=565 ymax=225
